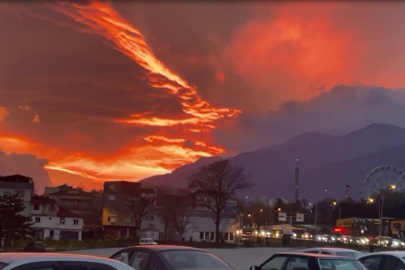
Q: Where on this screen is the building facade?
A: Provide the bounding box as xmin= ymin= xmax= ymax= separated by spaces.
xmin=0 ymin=175 xmax=34 ymax=216
xmin=102 ymin=181 xmax=159 ymax=239
xmin=30 ymin=195 xmax=84 ymax=240
xmin=44 ymin=184 xmax=102 ymax=233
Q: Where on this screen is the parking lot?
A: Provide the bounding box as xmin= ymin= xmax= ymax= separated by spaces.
xmin=68 ymin=247 xmax=300 ymax=270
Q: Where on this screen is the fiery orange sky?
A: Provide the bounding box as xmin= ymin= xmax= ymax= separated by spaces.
xmin=1 ymin=1 xmax=405 ymax=190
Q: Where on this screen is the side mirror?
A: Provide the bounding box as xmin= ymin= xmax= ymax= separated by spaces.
xmin=250 ymin=266 xmax=260 ymax=270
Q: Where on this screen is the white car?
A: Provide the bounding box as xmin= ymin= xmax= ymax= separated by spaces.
xmin=0 ymin=253 xmax=134 ymax=270
xmin=139 ymin=238 xmax=157 ymax=245
xmin=359 ymin=251 xmax=405 ymax=270
xmin=300 ymin=247 xmax=363 ymax=259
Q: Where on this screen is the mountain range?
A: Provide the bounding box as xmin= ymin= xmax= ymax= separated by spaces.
xmin=141 ymin=123 xmax=405 ymax=201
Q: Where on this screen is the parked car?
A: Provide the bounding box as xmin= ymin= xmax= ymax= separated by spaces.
xmin=302 ymin=232 xmax=313 ymax=240
xmin=359 ymin=251 xmax=405 ymax=270
xmin=249 ymin=252 xmax=366 ymax=270
xmin=22 ymin=241 xmax=46 ymax=252
xmin=0 ymin=253 xmax=134 ymax=270
xmin=110 ymin=245 xmax=234 ymax=270
xmin=139 ymin=238 xmax=158 ymax=245
xmin=300 ymin=247 xmax=363 ymax=259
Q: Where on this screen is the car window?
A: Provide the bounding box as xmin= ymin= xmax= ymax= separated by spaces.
xmin=10 ymin=262 xmax=59 ymax=270
xmin=319 ymin=259 xmax=365 ymax=270
xmin=129 ymin=251 xmax=150 ymax=270
xmin=112 ymin=251 xmax=131 ymax=264
xmin=383 ymin=256 xmax=405 ymax=270
xmin=261 ymin=256 xmax=288 ymax=270
xmin=360 ymin=256 xmax=382 ymax=270
xmin=304 ymin=251 xmax=319 ymax=254
xmin=161 ymin=250 xmax=232 ymax=269
xmin=0 ymin=262 xmax=8 ymax=270
xmin=285 ymin=256 xmax=308 ymax=270
xmin=321 ymin=252 xmax=332 ymax=255
xmin=336 ymin=252 xmax=361 ymax=259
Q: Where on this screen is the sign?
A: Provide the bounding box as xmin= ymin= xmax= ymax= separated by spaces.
xmin=283 ymin=229 xmax=293 ymax=235
xmin=278 ymin=212 xmax=287 ymax=222
xmin=296 ymin=213 xmax=304 ymax=222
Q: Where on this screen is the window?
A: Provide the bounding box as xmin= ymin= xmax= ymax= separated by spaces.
xmin=319 ymin=259 xmax=365 ymax=270
xmin=286 ymin=257 xmax=308 ymax=270
xmin=108 ymin=216 xmax=117 ymax=222
xmin=161 ymin=250 xmax=232 ymax=269
xmin=261 ymin=256 xmax=288 ymax=270
xmin=112 ymin=251 xmax=131 ymax=264
xmin=360 ymin=256 xmax=382 ymax=270
xmin=14 ymin=190 xmax=25 ymax=199
xmin=60 ymin=218 xmax=65 ymax=224
xmin=200 ymin=232 xmax=204 ymax=239
xmin=34 ymin=205 xmax=40 ymax=211
xmin=73 ymin=219 xmax=79 ymax=225
xmin=109 ymin=184 xmax=117 ymax=190
xmin=35 ymin=217 xmax=41 ymax=223
xmin=108 ymin=195 xmax=116 ymax=200
xmin=125 ymin=217 xmax=134 ymax=224
xmin=210 ymin=232 xmax=214 ymax=240
xmin=336 ymin=252 xmax=362 ymax=259
xmin=383 ymin=256 xmax=405 ymax=270
xmin=129 ymin=251 xmax=150 ymax=270
xmin=50 ymin=230 xmax=54 ymax=238
xmin=230 ymin=233 xmax=234 ymax=241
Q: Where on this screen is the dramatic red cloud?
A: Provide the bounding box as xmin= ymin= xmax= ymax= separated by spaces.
xmin=25 ymin=1 xmax=239 ymax=183
xmin=224 ymin=2 xmax=405 ymax=110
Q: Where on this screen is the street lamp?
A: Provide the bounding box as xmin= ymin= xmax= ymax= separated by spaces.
xmin=367 ymin=198 xmax=374 ymax=204
xmin=332 ymin=201 xmax=337 ymax=206
xmin=278 ymin=208 xmax=281 ymax=212
xmin=260 ymin=209 xmax=263 ymax=212
xmin=390 ymin=184 xmax=396 ymax=190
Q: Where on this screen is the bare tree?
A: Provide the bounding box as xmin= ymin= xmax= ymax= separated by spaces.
xmin=156 ymin=186 xmax=174 ymax=242
xmin=170 ymin=198 xmax=193 ymax=242
xmin=188 ymin=159 xmax=253 ymax=246
xmin=126 ymin=195 xmax=156 ymax=239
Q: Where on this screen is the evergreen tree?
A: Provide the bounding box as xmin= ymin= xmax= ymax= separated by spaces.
xmin=0 ymin=193 xmax=34 ymax=248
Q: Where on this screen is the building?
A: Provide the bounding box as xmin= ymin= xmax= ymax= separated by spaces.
xmin=30 ymin=195 xmax=84 ymax=240
xmin=0 ymin=175 xmax=34 ymax=216
xmin=44 ymin=184 xmax=102 ymax=234
xmin=173 ymin=190 xmax=238 ymax=243
xmin=102 ymin=181 xmax=159 ymax=239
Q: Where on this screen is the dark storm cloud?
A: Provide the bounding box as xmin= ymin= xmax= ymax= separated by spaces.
xmin=213 ymin=86 xmax=405 ymax=152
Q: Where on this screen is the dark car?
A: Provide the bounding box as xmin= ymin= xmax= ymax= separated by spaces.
xmin=359 ymin=251 xmax=405 ymax=270
xmin=250 ymin=252 xmax=366 ymax=270
xmin=23 ymin=241 xmax=46 ymax=252
xmin=110 ymin=245 xmax=234 ymax=270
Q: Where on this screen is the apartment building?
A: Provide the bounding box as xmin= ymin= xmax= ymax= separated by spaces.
xmin=102 ymin=181 xmax=159 ymax=239
xmin=0 ymin=175 xmax=34 ymax=216
xmin=30 ymin=195 xmax=84 ymax=240
xmin=44 ymin=184 xmax=102 ymax=232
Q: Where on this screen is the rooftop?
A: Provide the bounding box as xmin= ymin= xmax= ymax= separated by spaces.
xmin=0 ymin=175 xmax=33 ymax=183
xmin=31 ymin=195 xmax=56 ymax=206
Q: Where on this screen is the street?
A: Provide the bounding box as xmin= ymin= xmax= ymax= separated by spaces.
xmin=67 ymin=247 xmax=299 ymax=270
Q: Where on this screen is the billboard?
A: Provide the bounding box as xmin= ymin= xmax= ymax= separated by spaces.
xmin=278 ymin=212 xmax=287 ymax=222
xmin=296 ymin=213 xmax=304 ymax=222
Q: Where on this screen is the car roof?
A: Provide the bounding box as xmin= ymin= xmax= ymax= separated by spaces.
xmin=301 ymin=248 xmax=361 ymax=252
xmin=0 ymin=253 xmax=130 ymax=268
xmin=117 ymin=245 xmax=208 ymax=252
xmin=360 ymin=251 xmax=405 ymax=259
xmin=277 ymin=252 xmax=355 ymax=260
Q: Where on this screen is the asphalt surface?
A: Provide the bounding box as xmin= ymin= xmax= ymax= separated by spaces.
xmin=67 ymin=247 xmax=300 ymax=270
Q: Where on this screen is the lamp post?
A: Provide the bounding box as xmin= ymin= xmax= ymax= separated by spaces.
xmin=378 ymin=184 xmax=396 ymax=244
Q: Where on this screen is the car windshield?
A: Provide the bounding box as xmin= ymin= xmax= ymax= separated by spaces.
xmin=319 ymin=259 xmax=366 ymax=270
xmin=0 ymin=262 xmax=8 ymax=270
xmin=335 ymin=252 xmax=361 ymax=259
xmin=161 ymin=250 xmax=233 ymax=269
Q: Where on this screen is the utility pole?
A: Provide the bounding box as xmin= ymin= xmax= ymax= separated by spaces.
xmin=294 ymin=159 xmax=300 ymax=202
xmin=314 ymin=203 xmax=317 ymax=227
xmin=345 ymin=185 xmax=350 ymax=201
xmin=379 ymin=194 xmax=384 ymax=245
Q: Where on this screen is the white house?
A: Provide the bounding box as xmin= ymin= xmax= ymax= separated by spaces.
xmin=30 ymin=195 xmax=84 ymax=241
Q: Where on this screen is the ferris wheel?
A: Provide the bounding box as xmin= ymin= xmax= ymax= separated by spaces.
xmin=361 ymin=165 xmax=405 ymax=199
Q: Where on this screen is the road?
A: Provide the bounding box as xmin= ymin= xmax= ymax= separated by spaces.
xmin=67 ymin=247 xmax=299 ymax=270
